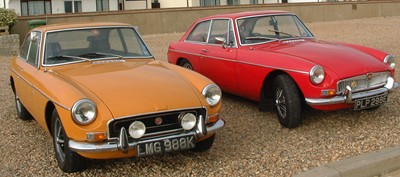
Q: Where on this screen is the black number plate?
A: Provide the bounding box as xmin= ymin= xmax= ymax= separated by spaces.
xmin=354 ymin=93 xmax=388 ymax=110
xmin=136 ymin=135 xmax=195 ymax=156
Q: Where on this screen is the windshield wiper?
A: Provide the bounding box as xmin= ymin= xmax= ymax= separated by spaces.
xmin=47 ymin=55 xmax=91 ymax=62
xmin=268 ymin=30 xmax=302 ymax=39
xmin=79 ymin=52 xmax=124 ymax=59
xmin=245 ymin=36 xmax=279 ymax=41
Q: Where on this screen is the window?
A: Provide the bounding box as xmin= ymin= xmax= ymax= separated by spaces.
xmin=20 ymin=32 xmax=41 ymax=67
xmin=250 ymin=0 xmax=258 ymax=4
xmin=207 ymin=19 xmax=236 ymax=47
xmin=186 ymin=21 xmax=211 ymax=43
xmin=96 ymin=0 xmax=109 ymax=11
xmin=200 ymin=0 xmax=220 ymax=6
xmin=65 ymin=0 xmax=82 ymax=13
xmin=21 ymin=0 xmax=51 ymax=16
xmin=227 ymin=0 xmax=239 ymax=5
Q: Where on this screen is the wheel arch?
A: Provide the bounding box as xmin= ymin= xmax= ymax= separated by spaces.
xmin=259 ymin=70 xmax=305 ymax=111
xmin=177 ymin=57 xmax=187 ymax=65
xmin=10 ymin=76 xmax=15 ymax=94
xmin=45 ymin=102 xmax=56 ymax=134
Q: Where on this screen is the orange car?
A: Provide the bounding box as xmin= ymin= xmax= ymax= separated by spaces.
xmin=8 ymin=22 xmax=224 ymax=172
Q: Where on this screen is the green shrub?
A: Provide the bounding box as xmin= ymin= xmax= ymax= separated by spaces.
xmin=0 ymin=8 xmax=18 ymax=28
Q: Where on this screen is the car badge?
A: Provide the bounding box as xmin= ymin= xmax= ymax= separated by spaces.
xmin=350 ymin=81 xmax=358 ymax=89
xmin=367 ymin=73 xmax=373 ymax=80
xmin=155 ymin=117 xmax=163 ymax=125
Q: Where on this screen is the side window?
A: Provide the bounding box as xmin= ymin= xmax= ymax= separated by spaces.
xmin=20 ymin=32 xmax=41 ymax=67
xmin=20 ymin=34 xmax=31 ymax=59
xmin=227 ymin=21 xmax=236 ymax=47
xmin=208 ymin=19 xmax=229 ymax=44
xmin=26 ymin=32 xmax=41 ymax=66
xmin=186 ymin=20 xmax=211 ymax=43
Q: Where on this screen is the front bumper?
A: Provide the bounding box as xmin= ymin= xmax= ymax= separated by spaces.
xmin=69 ymin=118 xmax=225 ymax=153
xmin=306 ymin=77 xmax=398 ymax=106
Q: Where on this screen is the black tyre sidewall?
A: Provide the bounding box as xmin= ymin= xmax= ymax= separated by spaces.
xmin=180 ymin=59 xmax=193 ymax=70
xmin=14 ymin=94 xmax=32 ymax=120
xmin=273 ymin=75 xmax=302 ymax=128
xmin=51 ymin=109 xmax=85 ymax=173
xmin=192 ymin=134 xmax=215 ymax=152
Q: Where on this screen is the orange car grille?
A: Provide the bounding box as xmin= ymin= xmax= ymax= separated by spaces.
xmin=107 ymin=108 xmax=206 ymax=139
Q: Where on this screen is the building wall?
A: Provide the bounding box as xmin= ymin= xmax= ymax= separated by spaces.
xmin=158 ymin=0 xmax=188 ymax=8
xmin=8 ymin=0 xmax=21 ymax=15
xmin=12 ymin=1 xmax=400 ymax=44
xmin=124 ymin=0 xmax=147 ymax=10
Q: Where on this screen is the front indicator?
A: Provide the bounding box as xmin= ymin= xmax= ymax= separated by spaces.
xmin=86 ymin=132 xmax=106 ymax=141
xmin=321 ymin=89 xmax=336 ymax=96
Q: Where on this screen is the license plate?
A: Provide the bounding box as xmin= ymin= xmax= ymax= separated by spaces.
xmin=136 ymin=135 xmax=195 ymax=156
xmin=354 ymin=93 xmax=388 ymax=110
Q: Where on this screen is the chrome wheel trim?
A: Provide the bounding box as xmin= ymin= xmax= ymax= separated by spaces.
xmin=54 ymin=118 xmax=66 ymax=162
xmin=275 ymin=88 xmax=287 ymax=118
xmin=182 ymin=63 xmax=193 ymax=70
xmin=15 ymin=96 xmax=22 ymax=115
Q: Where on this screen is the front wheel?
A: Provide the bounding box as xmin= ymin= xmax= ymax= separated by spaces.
xmin=14 ymin=94 xmax=32 ymax=120
xmin=191 ymin=134 xmax=215 ymax=152
xmin=179 ymin=59 xmax=194 ymax=70
xmin=273 ymin=75 xmax=302 ymax=128
xmin=51 ymin=109 xmax=86 ymax=173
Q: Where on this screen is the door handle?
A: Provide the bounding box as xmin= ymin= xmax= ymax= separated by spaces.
xmin=201 ymin=49 xmax=209 ymax=52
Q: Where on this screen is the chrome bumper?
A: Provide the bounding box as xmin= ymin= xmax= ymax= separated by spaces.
xmin=306 ymin=77 xmax=398 ymax=106
xmin=69 ymin=118 xmax=225 ymax=153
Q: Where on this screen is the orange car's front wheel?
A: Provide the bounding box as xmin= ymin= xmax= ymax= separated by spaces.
xmin=51 ymin=109 xmax=86 ymax=173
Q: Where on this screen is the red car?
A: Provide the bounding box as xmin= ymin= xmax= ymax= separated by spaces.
xmin=168 ymin=10 xmax=398 ymax=128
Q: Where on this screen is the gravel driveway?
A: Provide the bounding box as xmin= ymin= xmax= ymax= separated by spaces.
xmin=1 ymin=16 xmax=399 ymax=176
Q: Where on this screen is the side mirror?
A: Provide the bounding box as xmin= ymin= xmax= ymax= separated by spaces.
xmin=215 ymin=37 xmax=228 ymax=48
xmin=30 ymin=32 xmax=38 ymax=42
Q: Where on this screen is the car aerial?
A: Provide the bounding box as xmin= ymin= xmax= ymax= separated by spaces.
xmin=9 ymin=22 xmax=224 ymax=172
xmin=168 ymin=10 xmax=398 ymax=128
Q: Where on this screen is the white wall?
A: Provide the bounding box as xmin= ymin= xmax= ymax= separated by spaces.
xmin=158 ymin=0 xmax=187 ymax=8
xmin=8 ymin=0 xmax=21 ymax=15
xmin=124 ymin=0 xmax=147 ymax=10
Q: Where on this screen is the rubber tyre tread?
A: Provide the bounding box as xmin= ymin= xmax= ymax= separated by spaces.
xmin=273 ymin=75 xmax=302 ymax=128
xmin=191 ymin=134 xmax=215 ymax=152
xmin=51 ymin=109 xmax=86 ymax=173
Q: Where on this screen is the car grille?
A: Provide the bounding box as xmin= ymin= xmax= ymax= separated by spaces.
xmin=107 ymin=108 xmax=206 ymax=140
xmin=337 ymin=72 xmax=389 ymax=94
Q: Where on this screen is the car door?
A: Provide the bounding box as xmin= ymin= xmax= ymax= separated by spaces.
xmin=200 ymin=19 xmax=238 ymax=93
xmin=14 ymin=31 xmax=41 ymax=116
xmin=181 ymin=20 xmax=211 ymax=73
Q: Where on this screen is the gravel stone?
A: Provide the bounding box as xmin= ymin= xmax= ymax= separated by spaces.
xmin=0 ymin=16 xmax=399 ymax=176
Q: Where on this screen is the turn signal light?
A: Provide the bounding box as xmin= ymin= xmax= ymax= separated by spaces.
xmin=321 ymin=89 xmax=336 ymax=96
xmin=208 ymin=115 xmax=219 ymax=123
xmin=86 ymin=132 xmax=106 ymax=141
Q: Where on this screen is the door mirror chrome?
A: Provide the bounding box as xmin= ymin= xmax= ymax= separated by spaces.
xmin=215 ymin=37 xmax=229 ymax=49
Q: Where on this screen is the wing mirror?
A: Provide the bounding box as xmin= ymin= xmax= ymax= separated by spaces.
xmin=215 ymin=37 xmax=229 ymax=49
xmin=30 ymin=32 xmax=39 ymax=42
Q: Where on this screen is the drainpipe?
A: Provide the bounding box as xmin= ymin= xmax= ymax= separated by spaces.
xmin=3 ymin=0 xmax=6 ymax=8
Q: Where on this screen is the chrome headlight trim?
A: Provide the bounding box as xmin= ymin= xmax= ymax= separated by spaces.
xmin=384 ymin=55 xmax=396 ymax=70
xmin=71 ymin=99 xmax=97 ymax=125
xmin=128 ymin=121 xmax=146 ymax=139
xmin=179 ymin=113 xmax=197 ymax=130
xmin=202 ymin=84 xmax=222 ymax=106
xmin=310 ymin=65 xmax=325 ymax=85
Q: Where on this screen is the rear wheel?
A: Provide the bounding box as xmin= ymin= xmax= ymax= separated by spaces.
xmin=179 ymin=59 xmax=193 ymax=70
xmin=51 ymin=109 xmax=86 ymax=173
xmin=14 ymin=94 xmax=32 ymax=120
xmin=273 ymin=75 xmax=302 ymax=128
xmin=191 ymin=134 xmax=215 ymax=152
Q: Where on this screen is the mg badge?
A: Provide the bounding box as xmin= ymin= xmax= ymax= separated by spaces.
xmin=367 ymin=73 xmax=373 ymax=80
xmin=155 ymin=117 xmax=163 ymax=125
xmin=351 ymin=81 xmax=358 ymax=89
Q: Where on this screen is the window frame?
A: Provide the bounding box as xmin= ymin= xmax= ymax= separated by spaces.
xmin=20 ymin=0 xmax=52 ymax=16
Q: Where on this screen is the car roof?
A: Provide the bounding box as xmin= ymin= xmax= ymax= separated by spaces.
xmin=198 ymin=10 xmax=292 ymax=20
xmin=32 ymin=22 xmax=132 ymax=32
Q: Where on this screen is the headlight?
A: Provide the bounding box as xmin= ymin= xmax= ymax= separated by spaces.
xmin=384 ymin=55 xmax=396 ymax=70
xmin=71 ymin=99 xmax=97 ymax=125
xmin=179 ymin=113 xmax=197 ymax=130
xmin=202 ymin=84 xmax=222 ymax=106
xmin=128 ymin=121 xmax=146 ymax=139
xmin=310 ymin=65 xmax=325 ymax=85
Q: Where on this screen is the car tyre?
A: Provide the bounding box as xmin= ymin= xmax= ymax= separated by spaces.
xmin=51 ymin=109 xmax=86 ymax=173
xmin=191 ymin=134 xmax=215 ymax=152
xmin=180 ymin=59 xmax=194 ymax=70
xmin=273 ymin=75 xmax=302 ymax=128
xmin=14 ymin=94 xmax=32 ymax=120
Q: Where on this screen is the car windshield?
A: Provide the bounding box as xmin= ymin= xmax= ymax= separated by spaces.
xmin=237 ymin=14 xmax=313 ymax=45
xmin=43 ymin=27 xmax=152 ymax=65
